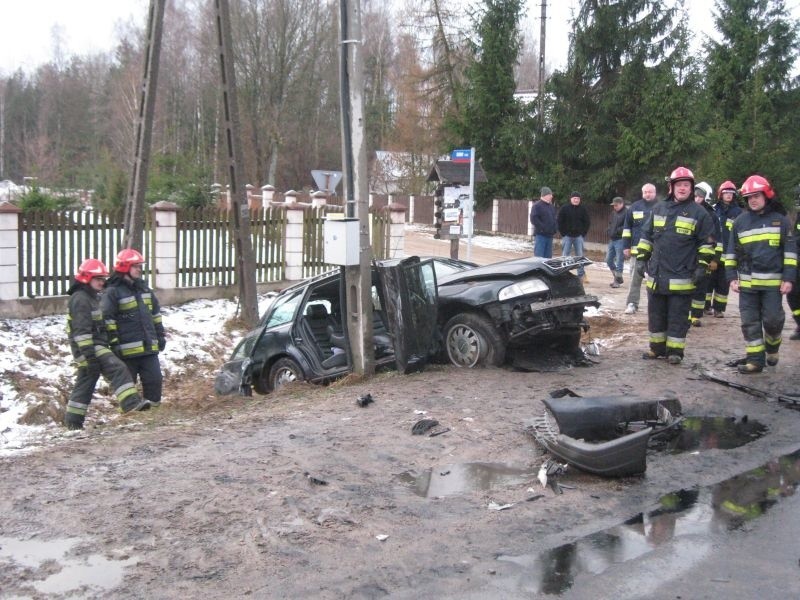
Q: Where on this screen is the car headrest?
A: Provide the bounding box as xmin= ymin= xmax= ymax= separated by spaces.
xmin=306 ymin=303 xmax=328 ymax=319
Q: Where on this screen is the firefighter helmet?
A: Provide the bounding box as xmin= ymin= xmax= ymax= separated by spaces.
xmin=717 ymin=180 xmax=737 ymax=199
xmin=669 ymin=166 xmax=695 ymax=185
xmin=740 ymin=175 xmax=775 ymax=199
xmin=114 ymin=248 xmax=146 ymax=273
xmin=694 ymin=181 xmax=713 ymax=202
xmin=75 ymin=258 xmax=109 ymax=284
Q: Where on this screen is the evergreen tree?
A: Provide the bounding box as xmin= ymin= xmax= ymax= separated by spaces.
xmin=704 ymin=0 xmax=800 ymax=198
xmin=547 ymin=0 xmax=682 ymax=201
xmin=449 ymin=0 xmax=530 ymax=203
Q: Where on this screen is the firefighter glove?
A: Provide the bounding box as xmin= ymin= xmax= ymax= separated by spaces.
xmin=635 ymin=259 xmax=647 ymax=278
xmin=158 ymin=338 xmax=166 ymax=352
xmin=692 ymin=265 xmax=707 ymax=285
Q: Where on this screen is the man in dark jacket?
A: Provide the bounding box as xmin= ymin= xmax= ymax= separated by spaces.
xmin=102 ymin=249 xmax=167 ymax=406
xmin=689 ymin=182 xmax=722 ymax=327
xmin=531 ymin=186 xmax=557 ymax=258
xmin=726 ymin=175 xmax=796 ymax=373
xmin=65 ymin=258 xmax=148 ymax=429
xmin=636 ymin=166 xmax=716 ymax=365
xmin=606 ymin=197 xmax=627 ymax=287
xmin=557 ymin=191 xmax=591 ymax=280
xmin=622 ymin=183 xmax=658 ymax=313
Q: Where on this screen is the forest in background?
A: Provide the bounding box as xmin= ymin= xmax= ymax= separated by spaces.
xmin=0 ymin=0 xmax=798 ymax=211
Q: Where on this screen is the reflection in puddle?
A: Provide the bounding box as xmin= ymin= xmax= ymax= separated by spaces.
xmin=497 ymin=449 xmax=800 ymax=595
xmin=0 ymin=536 xmax=136 ymax=595
xmin=399 ymin=462 xmax=535 ymax=498
xmin=655 ymin=416 xmax=768 ymax=453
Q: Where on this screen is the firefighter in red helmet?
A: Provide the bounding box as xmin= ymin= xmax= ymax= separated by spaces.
xmin=65 ymin=259 xmax=149 ymax=429
xmin=635 ymin=166 xmax=716 ymax=364
xmin=101 ymin=249 xmax=167 ymax=407
xmin=708 ymin=180 xmax=742 ymax=317
xmin=725 ymin=175 xmax=796 ymax=373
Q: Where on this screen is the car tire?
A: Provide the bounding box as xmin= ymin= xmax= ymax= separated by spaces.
xmin=269 ymin=358 xmax=303 ymax=391
xmin=444 ymin=312 xmax=506 ymax=368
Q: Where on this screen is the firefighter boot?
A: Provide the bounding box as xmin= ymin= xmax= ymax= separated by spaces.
xmin=766 ymin=353 xmax=779 ymax=366
xmin=64 ymin=413 xmax=84 ymax=430
xmin=790 ymin=328 xmax=800 ymax=341
xmin=120 ymin=396 xmax=151 ymax=413
xmin=738 ymin=362 xmax=764 ymax=374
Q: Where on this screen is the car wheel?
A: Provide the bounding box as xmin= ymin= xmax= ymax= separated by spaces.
xmin=269 ymin=358 xmax=303 ymax=391
xmin=444 ymin=312 xmax=506 ymax=368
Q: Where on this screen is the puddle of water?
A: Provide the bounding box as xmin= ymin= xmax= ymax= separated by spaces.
xmin=398 ymin=462 xmax=535 ymax=498
xmin=497 ymin=449 xmax=800 ymax=595
xmin=0 ymin=536 xmax=137 ymax=595
xmin=653 ymin=416 xmax=767 ymax=453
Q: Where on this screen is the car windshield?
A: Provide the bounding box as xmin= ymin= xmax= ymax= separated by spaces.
xmin=433 ymin=260 xmax=469 ymax=279
xmin=265 ymin=288 xmax=304 ymax=328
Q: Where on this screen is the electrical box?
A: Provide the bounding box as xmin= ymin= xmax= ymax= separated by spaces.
xmin=324 ymin=218 xmax=360 ymax=265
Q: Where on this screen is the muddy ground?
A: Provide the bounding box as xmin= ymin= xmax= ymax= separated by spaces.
xmin=2 ymin=271 xmax=800 ymax=599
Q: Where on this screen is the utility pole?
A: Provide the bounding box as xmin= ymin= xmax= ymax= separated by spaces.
xmin=538 ymin=0 xmax=547 ymax=129
xmin=339 ymin=0 xmax=374 ymax=377
xmin=215 ymin=0 xmax=259 ymax=327
xmin=123 ymin=0 xmax=165 ymax=251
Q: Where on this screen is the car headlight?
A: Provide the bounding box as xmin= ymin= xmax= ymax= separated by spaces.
xmin=498 ymin=277 xmax=549 ymax=301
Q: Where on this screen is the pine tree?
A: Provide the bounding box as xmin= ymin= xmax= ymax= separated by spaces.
xmin=704 ymin=0 xmax=800 ymax=197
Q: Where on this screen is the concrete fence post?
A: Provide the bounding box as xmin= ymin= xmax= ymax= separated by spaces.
xmin=385 ymin=202 xmax=407 ymax=258
xmin=528 ymin=200 xmax=534 ymax=237
xmin=311 ymin=190 xmax=328 ymax=208
xmin=284 ymin=202 xmax=306 ymax=281
xmin=492 ymin=198 xmax=499 ymax=233
xmin=0 ymin=202 xmax=21 ymax=301
xmin=152 ymin=201 xmax=179 ymax=290
xmin=246 ymin=184 xmax=260 ymax=210
xmin=284 ymin=189 xmax=299 ymax=206
xmin=408 ymin=195 xmax=415 ymax=224
xmin=261 ymin=184 xmax=275 ymax=206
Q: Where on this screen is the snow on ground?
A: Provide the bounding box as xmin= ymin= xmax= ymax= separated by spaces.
xmin=405 ymin=224 xmax=532 ymax=254
xmin=0 ymin=297 xmax=248 ymax=456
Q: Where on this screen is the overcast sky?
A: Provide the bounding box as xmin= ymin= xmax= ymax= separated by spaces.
xmin=0 ymin=1 xmax=797 ymax=76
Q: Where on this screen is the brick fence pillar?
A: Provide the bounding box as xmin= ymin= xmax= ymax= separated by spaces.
xmin=152 ymin=201 xmax=178 ymax=290
xmin=0 ymin=202 xmax=21 ymax=300
xmin=385 ymin=202 xmax=407 ymax=258
xmin=285 ymin=202 xmax=307 ymax=281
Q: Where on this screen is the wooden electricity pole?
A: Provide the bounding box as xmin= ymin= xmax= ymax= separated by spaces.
xmin=123 ymin=0 xmax=259 ymax=327
xmin=214 ymin=0 xmax=259 ymax=327
xmin=339 ymin=0 xmax=374 ymax=376
xmin=538 ymin=0 xmax=547 ymax=129
xmin=123 ymin=0 xmax=165 ymax=251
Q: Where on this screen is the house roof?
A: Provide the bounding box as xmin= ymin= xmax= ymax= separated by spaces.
xmin=426 ymin=160 xmax=487 ymax=185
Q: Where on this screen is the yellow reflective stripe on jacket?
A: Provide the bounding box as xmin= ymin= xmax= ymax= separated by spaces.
xmin=118 ymin=295 xmax=138 ymax=311
xmin=653 ymin=216 xmax=666 ymax=227
xmin=738 ymin=226 xmax=782 ymax=244
xmin=674 ymin=216 xmax=697 ymax=233
xmin=669 ymin=278 xmax=694 ymax=291
xmin=119 ymin=341 xmax=146 ymax=356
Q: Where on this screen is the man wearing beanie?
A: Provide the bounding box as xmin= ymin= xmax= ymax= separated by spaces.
xmin=531 ymin=186 xmax=557 ymax=258
xmin=557 ymin=191 xmax=590 ymax=281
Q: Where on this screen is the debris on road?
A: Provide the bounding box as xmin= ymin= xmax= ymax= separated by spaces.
xmin=411 ymin=418 xmax=439 ymax=435
xmin=356 ymin=393 xmax=374 ymax=407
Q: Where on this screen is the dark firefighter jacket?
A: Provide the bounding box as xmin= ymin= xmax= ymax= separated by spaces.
xmin=67 ymin=282 xmax=114 ymax=366
xmin=699 ymin=200 xmax=723 ymax=260
xmin=724 ymin=202 xmax=797 ymax=291
xmin=714 ymin=200 xmax=743 ymax=254
xmin=636 ymin=198 xmax=716 ymax=294
xmin=101 ymin=274 xmax=166 ymax=358
xmin=622 ymin=198 xmax=659 ymax=256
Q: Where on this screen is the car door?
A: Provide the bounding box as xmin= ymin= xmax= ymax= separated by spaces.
xmin=375 ymin=256 xmax=439 ymax=374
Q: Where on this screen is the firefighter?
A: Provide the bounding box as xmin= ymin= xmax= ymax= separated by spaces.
xmin=709 ymin=180 xmax=742 ymax=317
xmin=725 ymin=175 xmax=796 ymax=373
xmin=65 ymin=258 xmax=148 ymax=429
xmin=787 ymin=211 xmax=800 ymax=340
xmin=636 ymin=166 xmax=716 ymax=364
xmin=101 ymin=249 xmax=167 ymax=406
xmin=689 ymin=182 xmax=722 ymax=327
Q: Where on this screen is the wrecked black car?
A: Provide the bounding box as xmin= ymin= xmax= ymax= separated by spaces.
xmin=215 ymin=256 xmax=445 ymax=396
xmin=436 ymin=256 xmax=599 ymax=367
